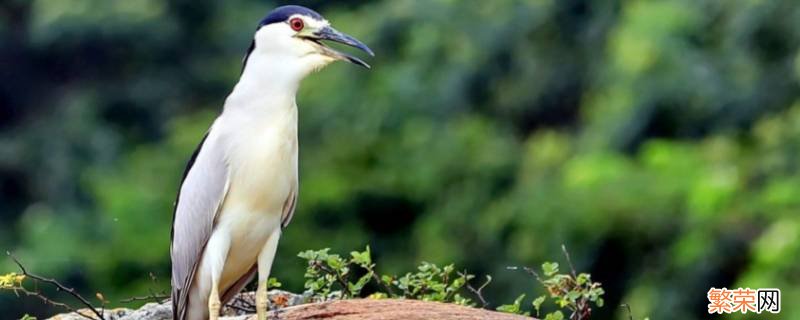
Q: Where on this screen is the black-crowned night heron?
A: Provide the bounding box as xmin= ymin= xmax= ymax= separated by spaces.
xmin=169 ymin=5 xmax=373 ymax=320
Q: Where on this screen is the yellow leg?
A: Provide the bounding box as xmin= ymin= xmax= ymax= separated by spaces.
xmin=199 ymin=229 xmax=231 ymax=320
xmin=257 ymin=229 xmax=281 ymax=320
xmin=256 ymin=280 xmax=268 ymax=320
xmin=209 ymin=284 xmax=221 ymax=320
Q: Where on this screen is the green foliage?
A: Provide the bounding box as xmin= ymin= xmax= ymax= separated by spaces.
xmin=384 ymin=262 xmax=473 ymax=305
xmin=299 ymin=246 xmax=607 ymax=319
xmin=297 ymin=246 xmax=382 ymax=299
xmin=297 ymin=248 xmax=354 ymax=298
xmin=498 ymin=248 xmax=604 ymax=320
xmin=298 ymin=246 xmax=473 ymax=305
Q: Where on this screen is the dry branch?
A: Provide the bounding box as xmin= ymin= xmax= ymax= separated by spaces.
xmin=6 ymin=252 xmax=105 ymax=320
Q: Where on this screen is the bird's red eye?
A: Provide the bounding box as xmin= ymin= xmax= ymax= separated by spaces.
xmin=289 ymin=18 xmax=304 ymax=31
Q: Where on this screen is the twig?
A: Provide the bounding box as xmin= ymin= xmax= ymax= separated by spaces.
xmin=10 ymin=285 xmax=96 ymax=319
xmin=98 ymin=293 xmax=105 ymax=319
xmin=621 ymin=304 xmax=633 ymax=320
xmin=370 ymin=272 xmax=396 ymax=296
xmin=509 ymin=266 xmax=579 ymax=315
xmin=359 ymin=261 xmax=396 ymax=297
xmin=506 ymin=266 xmax=543 ymax=284
xmin=121 ymin=271 xmax=169 ymax=304
xmin=315 ymin=261 xmax=354 ymax=298
xmin=460 ymin=272 xmax=491 ymax=308
xmin=561 ymin=244 xmax=578 ymax=279
xmin=225 ymin=301 xmax=256 ymax=314
xmin=119 ymin=293 xmax=169 ymax=304
xmin=228 ymin=292 xmax=256 ymax=309
xmin=6 ymin=251 xmax=105 ymax=320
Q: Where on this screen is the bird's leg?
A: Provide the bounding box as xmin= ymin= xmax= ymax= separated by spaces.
xmin=256 ymin=279 xmax=268 ymax=319
xmin=256 ymin=229 xmax=282 ymax=320
xmin=209 ymin=284 xmax=221 ymax=320
xmin=205 ymin=232 xmax=231 ymax=320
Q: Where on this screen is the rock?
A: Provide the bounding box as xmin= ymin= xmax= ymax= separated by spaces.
xmin=257 ymin=299 xmax=535 ymax=320
xmin=48 ymin=308 xmax=132 ymax=320
xmin=47 ymin=290 xmax=306 ymax=320
xmin=119 ymin=302 xmax=171 ymax=320
xmin=48 ymin=290 xmax=536 ymax=320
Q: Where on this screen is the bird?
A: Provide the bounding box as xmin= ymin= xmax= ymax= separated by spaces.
xmin=169 ymin=5 xmax=373 ymax=320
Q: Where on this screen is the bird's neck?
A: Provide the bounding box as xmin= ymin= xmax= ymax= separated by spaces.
xmin=224 ymin=53 xmax=306 ymax=116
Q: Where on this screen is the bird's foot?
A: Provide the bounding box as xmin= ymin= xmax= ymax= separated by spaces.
xmin=209 ymin=288 xmax=221 ymax=320
xmin=256 ymin=280 xmax=269 ymax=320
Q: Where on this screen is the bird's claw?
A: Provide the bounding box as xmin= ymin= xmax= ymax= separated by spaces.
xmin=256 ymin=281 xmax=270 ymax=320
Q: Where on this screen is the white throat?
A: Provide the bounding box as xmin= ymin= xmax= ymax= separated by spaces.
xmin=224 ymin=53 xmax=301 ymax=115
xmin=223 ymin=25 xmax=333 ymax=115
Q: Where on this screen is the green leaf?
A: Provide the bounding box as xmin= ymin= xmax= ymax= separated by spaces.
xmin=326 ymin=255 xmax=344 ymax=269
xmin=350 ymin=246 xmax=372 ymax=266
xmin=544 ymin=311 xmax=564 ymax=320
xmin=542 ymin=262 xmax=559 ymax=277
xmin=368 ymin=292 xmax=388 ymax=299
xmin=566 ymin=290 xmax=581 ymax=302
xmin=497 ymin=294 xmax=528 ymax=315
xmin=532 ymin=295 xmax=546 ymax=315
xmin=349 ymin=272 xmax=373 ymax=295
xmin=576 ymin=273 xmax=590 ymax=285
xmin=267 ymin=277 xmax=282 ymax=288
xmin=298 ymin=248 xmax=330 ymax=261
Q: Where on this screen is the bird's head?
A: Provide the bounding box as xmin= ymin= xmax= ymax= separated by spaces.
xmin=242 ymin=5 xmax=373 ymax=82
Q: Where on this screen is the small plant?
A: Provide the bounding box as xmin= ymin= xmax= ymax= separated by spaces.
xmin=298 ymin=247 xmax=374 ymax=299
xmin=298 ymin=246 xmax=475 ymax=305
xmin=267 ymin=277 xmax=282 ymax=289
xmin=381 ymin=261 xmax=474 ymax=305
xmin=300 ymin=245 xmax=606 ymax=319
xmin=501 ymin=245 xmax=605 ymax=320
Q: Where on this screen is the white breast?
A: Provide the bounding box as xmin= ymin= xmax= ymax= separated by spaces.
xmin=224 ymin=104 xmax=298 ymax=214
xmin=213 ymin=101 xmax=298 ymax=290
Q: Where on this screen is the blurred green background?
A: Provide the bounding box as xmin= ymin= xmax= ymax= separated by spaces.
xmin=1 ymin=0 xmax=799 ymax=319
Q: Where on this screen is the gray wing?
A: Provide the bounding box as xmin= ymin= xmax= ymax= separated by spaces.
xmin=170 ymin=129 xmax=230 ymax=320
xmin=280 ymin=185 xmax=298 ymax=228
xmin=280 ymin=151 xmax=299 ymax=228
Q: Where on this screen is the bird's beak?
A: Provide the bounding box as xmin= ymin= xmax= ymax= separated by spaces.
xmin=309 ymin=26 xmax=374 ymax=69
